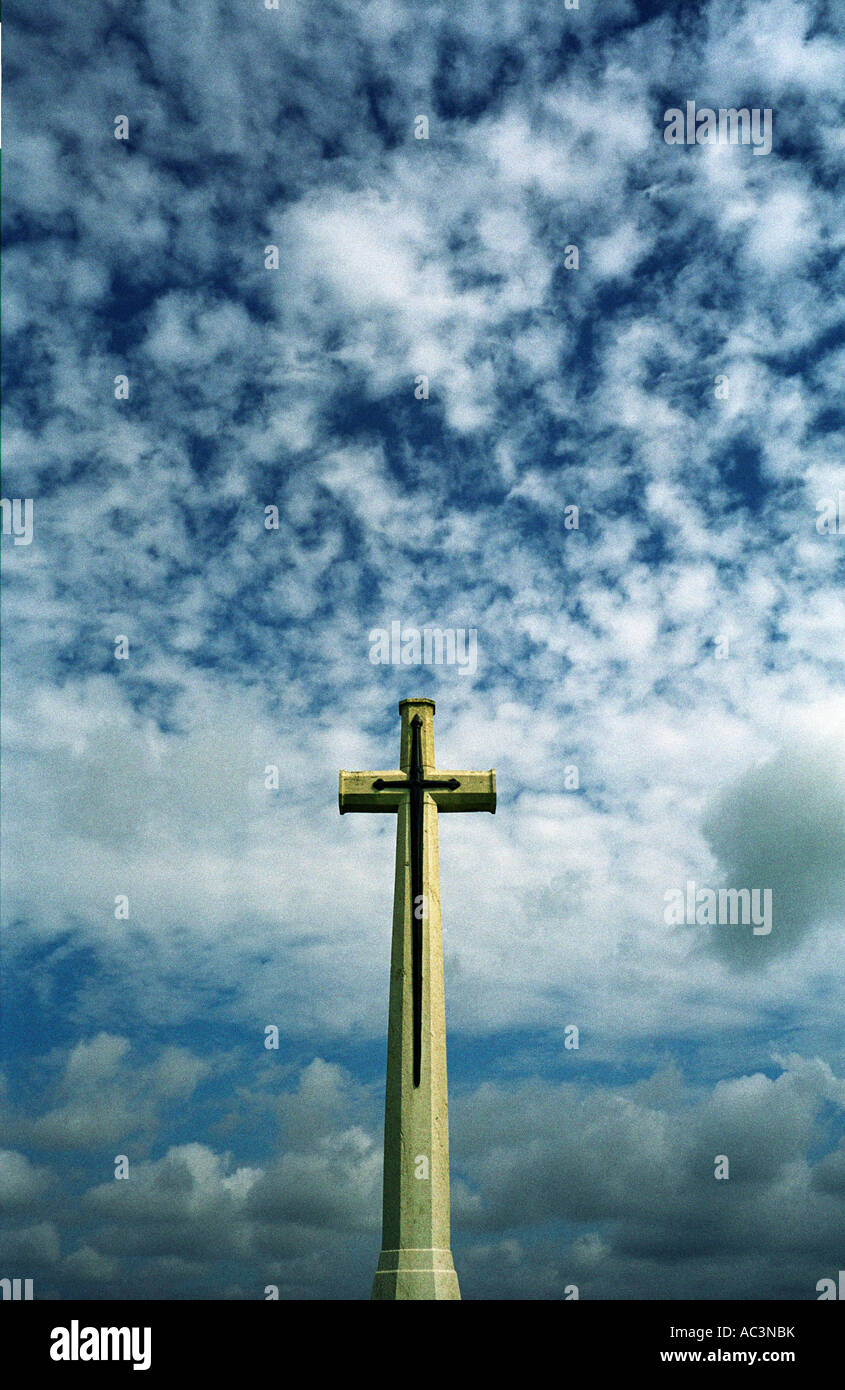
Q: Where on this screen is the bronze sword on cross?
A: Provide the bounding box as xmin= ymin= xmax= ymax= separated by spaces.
xmin=372 ymin=715 xmax=461 ymax=1086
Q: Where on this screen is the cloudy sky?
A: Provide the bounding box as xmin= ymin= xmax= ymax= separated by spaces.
xmin=2 ymin=0 xmax=844 ymax=1300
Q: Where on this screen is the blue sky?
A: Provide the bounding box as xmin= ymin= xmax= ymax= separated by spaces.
xmin=2 ymin=0 xmax=844 ymax=1299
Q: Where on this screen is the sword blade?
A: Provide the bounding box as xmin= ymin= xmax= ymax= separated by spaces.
xmin=410 ymin=717 xmax=424 ymax=1088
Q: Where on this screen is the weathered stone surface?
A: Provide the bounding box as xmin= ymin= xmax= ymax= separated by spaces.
xmin=339 ymin=698 xmax=496 ymax=1301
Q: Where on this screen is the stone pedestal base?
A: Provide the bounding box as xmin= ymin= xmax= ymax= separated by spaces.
xmin=371 ymin=1248 xmax=461 ymax=1301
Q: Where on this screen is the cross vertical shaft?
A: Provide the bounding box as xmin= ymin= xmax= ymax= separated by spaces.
xmin=381 ymin=700 xmax=451 ymax=1295
xmin=339 ymin=697 xmax=496 ymax=1299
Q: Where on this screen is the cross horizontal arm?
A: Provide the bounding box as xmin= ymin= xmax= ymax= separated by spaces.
xmin=428 ymin=770 xmax=496 ymax=813
xmin=338 ymin=768 xmax=496 ymax=813
xmin=339 ymin=770 xmax=406 ymax=813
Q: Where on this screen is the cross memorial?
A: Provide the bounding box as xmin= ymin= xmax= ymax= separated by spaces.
xmin=339 ymin=698 xmax=496 ymax=1299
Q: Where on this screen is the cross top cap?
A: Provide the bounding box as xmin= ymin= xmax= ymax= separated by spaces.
xmin=398 ymin=697 xmax=436 ymax=714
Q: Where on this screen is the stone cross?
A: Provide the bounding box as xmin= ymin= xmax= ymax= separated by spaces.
xmin=339 ymin=697 xmax=496 ymax=1299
